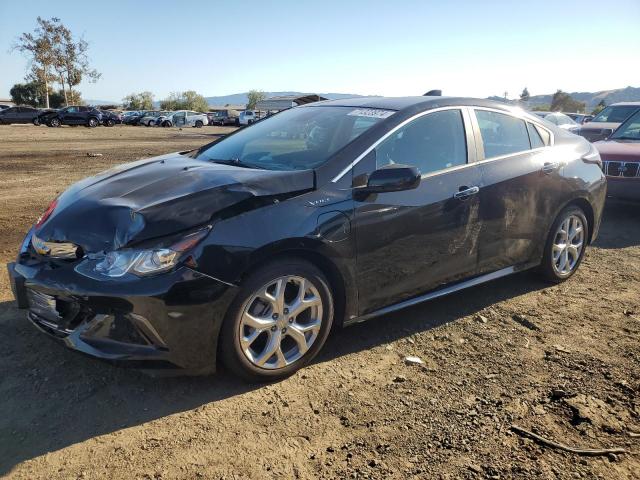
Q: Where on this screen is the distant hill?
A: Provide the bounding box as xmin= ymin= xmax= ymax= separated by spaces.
xmin=514 ymin=86 xmax=640 ymax=109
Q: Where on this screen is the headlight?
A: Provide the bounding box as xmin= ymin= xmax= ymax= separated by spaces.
xmin=76 ymin=227 xmax=210 ymax=279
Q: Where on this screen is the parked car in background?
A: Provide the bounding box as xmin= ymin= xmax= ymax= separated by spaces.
xmin=99 ymin=110 xmax=121 ymax=127
xmin=138 ymin=111 xmax=164 ymax=127
xmin=238 ymin=110 xmax=257 ymax=126
xmin=593 ymin=108 xmax=640 ymax=200
xmin=577 ymin=102 xmax=640 ymax=142
xmin=121 ymin=111 xmax=141 ymax=123
xmin=0 ymin=106 xmax=45 ymax=125
xmin=209 ymin=109 xmax=239 ymax=126
xmin=122 ymin=112 xmax=147 ymax=126
xmin=155 ymin=112 xmax=172 ymax=126
xmin=565 ymin=113 xmax=593 ymax=125
xmin=161 ymin=110 xmax=208 ymax=128
xmin=7 ymin=96 xmax=606 ymax=381
xmin=533 ymin=112 xmax=580 ymax=132
xmin=37 ymin=106 xmax=104 ymax=128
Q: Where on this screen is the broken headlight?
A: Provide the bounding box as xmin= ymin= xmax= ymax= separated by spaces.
xmin=76 ymin=227 xmax=210 ymax=279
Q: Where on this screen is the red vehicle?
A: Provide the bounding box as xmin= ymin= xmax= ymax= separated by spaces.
xmin=594 ymin=109 xmax=640 ymax=200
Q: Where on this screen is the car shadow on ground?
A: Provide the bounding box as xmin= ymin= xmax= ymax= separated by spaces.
xmin=0 ymin=270 xmax=546 ymax=475
xmin=594 ymin=199 xmax=640 ymax=249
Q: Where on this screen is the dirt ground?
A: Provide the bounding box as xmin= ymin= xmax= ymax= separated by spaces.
xmin=0 ymin=124 xmax=638 ymax=480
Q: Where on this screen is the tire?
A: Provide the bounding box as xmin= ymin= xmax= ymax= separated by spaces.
xmin=147 ymin=120 xmax=153 ymax=127
xmin=195 ymin=120 xmax=203 ymax=128
xmin=537 ymin=205 xmax=589 ymax=283
xmin=219 ymin=258 xmax=334 ymax=382
xmin=106 ymin=119 xmax=115 ymax=127
xmin=32 ymin=118 xmax=40 ymax=126
xmin=162 ymin=121 xmax=171 ymax=128
xmin=87 ymin=117 xmax=98 ymax=128
xmin=48 ymin=118 xmax=61 ymax=127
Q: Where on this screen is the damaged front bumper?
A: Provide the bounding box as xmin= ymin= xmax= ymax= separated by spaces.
xmin=7 ymin=259 xmax=236 ymax=375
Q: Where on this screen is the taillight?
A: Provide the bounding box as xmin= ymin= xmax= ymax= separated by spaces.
xmin=35 ymin=198 xmax=58 ymax=227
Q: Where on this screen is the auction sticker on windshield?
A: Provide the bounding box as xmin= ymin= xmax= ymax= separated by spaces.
xmin=347 ymin=108 xmax=395 ymax=119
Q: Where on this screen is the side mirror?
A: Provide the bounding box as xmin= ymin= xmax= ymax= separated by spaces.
xmin=363 ymin=164 xmax=421 ymax=193
xmin=584 ymin=118 xmax=591 ymax=123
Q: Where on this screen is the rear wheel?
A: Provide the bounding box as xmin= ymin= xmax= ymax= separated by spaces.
xmin=32 ymin=117 xmax=40 ymax=126
xmin=538 ymin=205 xmax=588 ymax=283
xmin=106 ymin=119 xmax=115 ymax=127
xmin=48 ymin=118 xmax=61 ymax=127
xmin=195 ymin=120 xmax=203 ymax=128
xmin=87 ymin=117 xmax=98 ymax=128
xmin=219 ymin=259 xmax=334 ymax=382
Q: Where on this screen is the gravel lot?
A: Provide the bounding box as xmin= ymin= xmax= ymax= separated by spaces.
xmin=0 ymin=124 xmax=638 ymax=479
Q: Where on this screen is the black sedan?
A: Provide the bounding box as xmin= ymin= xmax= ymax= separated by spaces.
xmin=7 ymin=97 xmax=606 ymax=381
xmin=37 ymin=106 xmax=104 ymax=128
xmin=0 ymin=106 xmax=45 ymax=125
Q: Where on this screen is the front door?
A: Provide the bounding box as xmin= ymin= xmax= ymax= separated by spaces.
xmin=353 ymin=108 xmax=483 ymax=315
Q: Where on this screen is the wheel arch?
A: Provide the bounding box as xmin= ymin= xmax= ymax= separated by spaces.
xmin=237 ymin=242 xmax=354 ymax=327
xmin=563 ymin=197 xmax=595 ymax=244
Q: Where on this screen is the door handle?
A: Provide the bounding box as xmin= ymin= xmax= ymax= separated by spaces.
xmin=453 ymin=186 xmax=480 ymax=199
xmin=541 ymin=162 xmax=560 ymax=174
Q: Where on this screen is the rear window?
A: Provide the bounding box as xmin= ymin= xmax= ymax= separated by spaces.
xmin=592 ymin=105 xmax=640 ymax=123
xmin=475 ymin=110 xmax=531 ymax=158
xmin=527 ymin=122 xmax=545 ymax=148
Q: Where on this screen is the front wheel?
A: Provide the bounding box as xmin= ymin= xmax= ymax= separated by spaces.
xmin=106 ymin=119 xmax=115 ymax=127
xmin=537 ymin=205 xmax=588 ymax=283
xmin=219 ymin=259 xmax=334 ymax=382
xmin=195 ymin=120 xmax=203 ymax=128
xmin=48 ymin=118 xmax=61 ymax=127
xmin=32 ymin=118 xmax=40 ymax=126
xmin=87 ymin=117 xmax=98 ymax=128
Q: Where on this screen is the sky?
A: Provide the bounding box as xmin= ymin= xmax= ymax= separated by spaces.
xmin=1 ymin=0 xmax=639 ymax=102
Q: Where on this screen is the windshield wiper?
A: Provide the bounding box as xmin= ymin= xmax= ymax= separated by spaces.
xmin=210 ymin=158 xmax=265 ymax=169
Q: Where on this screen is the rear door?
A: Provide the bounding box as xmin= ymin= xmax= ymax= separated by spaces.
xmin=353 ymin=107 xmax=484 ymax=315
xmin=471 ymin=108 xmax=561 ymax=273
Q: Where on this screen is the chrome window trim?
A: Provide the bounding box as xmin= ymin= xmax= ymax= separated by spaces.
xmin=331 ymin=105 xmax=556 ymax=183
xmin=331 ymin=106 xmax=469 ymax=183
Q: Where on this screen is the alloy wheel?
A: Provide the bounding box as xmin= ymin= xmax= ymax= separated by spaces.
xmin=552 ymin=214 xmax=584 ymax=276
xmin=238 ymin=275 xmax=323 ymax=370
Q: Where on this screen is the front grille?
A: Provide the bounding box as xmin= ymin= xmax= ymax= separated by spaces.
xmin=603 ymin=161 xmax=640 ymax=178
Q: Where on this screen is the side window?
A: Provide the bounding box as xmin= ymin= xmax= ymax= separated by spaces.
xmin=375 ymin=109 xmax=467 ymax=175
xmin=534 ymin=124 xmax=551 ymax=146
xmin=67 ymin=107 xmax=78 ymax=113
xmin=527 ymin=122 xmax=544 ymax=148
xmin=475 ymin=110 xmax=530 ymax=159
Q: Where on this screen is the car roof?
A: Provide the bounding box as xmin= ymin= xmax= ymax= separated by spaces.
xmin=610 ymin=102 xmax=640 ymax=106
xmin=308 ymin=96 xmax=522 ymax=113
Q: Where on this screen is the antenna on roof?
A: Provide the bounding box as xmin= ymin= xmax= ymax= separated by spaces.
xmin=423 ymin=90 xmax=442 ymax=96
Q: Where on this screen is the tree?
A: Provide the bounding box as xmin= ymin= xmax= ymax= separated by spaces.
xmin=122 ymin=91 xmax=155 ymax=110
xmin=550 ymin=90 xmax=586 ymax=113
xmin=592 ymin=100 xmax=606 ymax=116
xmin=10 ymin=81 xmax=45 ymax=106
xmin=160 ymin=91 xmax=208 ymax=111
xmin=520 ymin=87 xmax=530 ymax=102
xmin=246 ymin=89 xmax=267 ymax=110
xmin=12 ymin=17 xmax=61 ymax=108
xmin=13 ymin=17 xmax=100 ymax=108
xmin=55 ymin=26 xmax=101 ymax=106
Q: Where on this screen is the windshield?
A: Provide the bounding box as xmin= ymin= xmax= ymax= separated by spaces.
xmin=592 ymin=105 xmax=640 ymax=123
xmin=611 ymin=110 xmax=640 ymax=140
xmin=194 ymin=106 xmax=393 ymax=170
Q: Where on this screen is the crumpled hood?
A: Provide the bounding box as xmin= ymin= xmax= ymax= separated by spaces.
xmin=35 ymin=152 xmax=315 ymax=252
